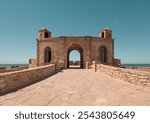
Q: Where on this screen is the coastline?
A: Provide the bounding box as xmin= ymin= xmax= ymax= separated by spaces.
xmin=121 ymin=64 xmax=150 ymax=72
xmin=0 ymin=64 xmax=28 ymax=69
xmin=121 ymin=64 xmax=150 ymax=68
xmin=1 ymin=63 xmax=150 ymax=69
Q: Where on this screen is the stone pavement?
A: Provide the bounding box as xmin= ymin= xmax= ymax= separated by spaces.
xmin=0 ymin=69 xmax=150 ymax=106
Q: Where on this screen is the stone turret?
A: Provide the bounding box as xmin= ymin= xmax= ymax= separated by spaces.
xmin=38 ymin=28 xmax=51 ymax=40
xmin=99 ymin=28 xmax=112 ymax=39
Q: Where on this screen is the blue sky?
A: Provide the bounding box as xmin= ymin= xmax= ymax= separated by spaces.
xmin=0 ymin=0 xmax=150 ymax=64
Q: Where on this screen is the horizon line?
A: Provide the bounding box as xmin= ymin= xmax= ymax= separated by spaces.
xmin=0 ymin=63 xmax=150 ymax=65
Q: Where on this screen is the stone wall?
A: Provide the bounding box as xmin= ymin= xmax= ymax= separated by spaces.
xmin=0 ymin=64 xmax=56 ymax=94
xmin=113 ymin=58 xmax=121 ymax=67
xmin=29 ymin=59 xmax=37 ymax=68
xmin=0 ymin=66 xmax=27 ymax=73
xmin=0 ymin=67 xmax=6 ymax=73
xmin=36 ymin=27 xmax=115 ymax=69
xmin=96 ymin=64 xmax=150 ymax=88
xmin=137 ymin=67 xmax=150 ymax=72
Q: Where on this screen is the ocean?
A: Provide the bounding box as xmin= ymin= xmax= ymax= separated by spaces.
xmin=0 ymin=64 xmax=150 ymax=69
xmin=121 ymin=64 xmax=150 ymax=68
xmin=0 ymin=64 xmax=28 ymax=69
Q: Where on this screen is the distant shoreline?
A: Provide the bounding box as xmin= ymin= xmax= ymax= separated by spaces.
xmin=1 ymin=63 xmax=150 ymax=69
xmin=121 ymin=64 xmax=150 ymax=68
xmin=0 ymin=64 xmax=28 ymax=69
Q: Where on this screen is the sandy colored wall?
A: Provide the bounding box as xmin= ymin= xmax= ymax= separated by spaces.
xmin=97 ymin=64 xmax=150 ymax=88
xmin=0 ymin=64 xmax=56 ymax=94
xmin=29 ymin=59 xmax=37 ymax=68
xmin=37 ymin=36 xmax=114 ymax=68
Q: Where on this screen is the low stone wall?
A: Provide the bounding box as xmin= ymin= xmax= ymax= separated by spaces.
xmin=137 ymin=67 xmax=150 ymax=72
xmin=0 ymin=64 xmax=56 ymax=94
xmin=97 ymin=64 xmax=150 ymax=88
xmin=29 ymin=59 xmax=37 ymax=68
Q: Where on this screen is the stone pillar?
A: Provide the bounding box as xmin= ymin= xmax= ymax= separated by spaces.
xmin=93 ymin=61 xmax=97 ymax=72
xmin=86 ymin=61 xmax=89 ymax=70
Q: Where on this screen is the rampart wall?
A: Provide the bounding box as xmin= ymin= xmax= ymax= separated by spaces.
xmin=96 ymin=64 xmax=150 ymax=88
xmin=0 ymin=64 xmax=56 ymax=94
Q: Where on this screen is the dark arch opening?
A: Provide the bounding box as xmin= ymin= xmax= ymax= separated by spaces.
xmin=99 ymin=47 xmax=107 ymax=64
xmin=45 ymin=32 xmax=49 ymax=38
xmin=44 ymin=47 xmax=51 ymax=63
xmin=67 ymin=44 xmax=83 ymax=69
xmin=101 ymin=32 xmax=105 ymax=38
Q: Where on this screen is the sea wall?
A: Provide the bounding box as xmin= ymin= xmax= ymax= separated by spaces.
xmin=0 ymin=64 xmax=56 ymax=94
xmin=96 ymin=64 xmax=150 ymax=88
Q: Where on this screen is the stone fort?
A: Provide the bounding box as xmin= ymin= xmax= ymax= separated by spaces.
xmin=30 ymin=28 xmax=121 ymax=69
xmin=1 ymin=28 xmax=150 ymax=95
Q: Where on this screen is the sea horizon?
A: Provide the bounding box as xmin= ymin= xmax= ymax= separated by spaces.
xmin=0 ymin=64 xmax=28 ymax=69
xmin=121 ymin=64 xmax=150 ymax=68
xmin=0 ymin=63 xmax=150 ymax=69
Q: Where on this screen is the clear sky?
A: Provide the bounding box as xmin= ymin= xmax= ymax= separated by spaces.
xmin=0 ymin=0 xmax=150 ymax=64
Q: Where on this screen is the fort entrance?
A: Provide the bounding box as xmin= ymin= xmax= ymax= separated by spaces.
xmin=30 ymin=28 xmax=120 ymax=69
xmin=67 ymin=44 xmax=83 ymax=68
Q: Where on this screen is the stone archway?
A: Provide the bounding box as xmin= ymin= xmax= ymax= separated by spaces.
xmin=67 ymin=44 xmax=83 ymax=68
xmin=99 ymin=46 xmax=107 ymax=64
xmin=44 ymin=47 xmax=51 ymax=63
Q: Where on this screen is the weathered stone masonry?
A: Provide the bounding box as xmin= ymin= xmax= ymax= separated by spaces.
xmin=30 ymin=28 xmax=121 ymax=69
xmin=96 ymin=64 xmax=150 ymax=88
xmin=0 ymin=64 xmax=56 ymax=94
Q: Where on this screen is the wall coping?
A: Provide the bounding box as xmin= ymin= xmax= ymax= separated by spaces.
xmin=97 ymin=64 xmax=150 ymax=75
xmin=0 ymin=64 xmax=55 ymax=76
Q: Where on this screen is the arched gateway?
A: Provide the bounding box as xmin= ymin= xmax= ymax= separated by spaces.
xmin=67 ymin=44 xmax=83 ymax=68
xmin=30 ymin=28 xmax=120 ymax=69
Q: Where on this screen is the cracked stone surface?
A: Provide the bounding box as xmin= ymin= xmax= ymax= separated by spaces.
xmin=0 ymin=69 xmax=150 ymax=106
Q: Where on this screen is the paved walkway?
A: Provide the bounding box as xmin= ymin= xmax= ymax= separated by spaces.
xmin=0 ymin=69 xmax=150 ymax=106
